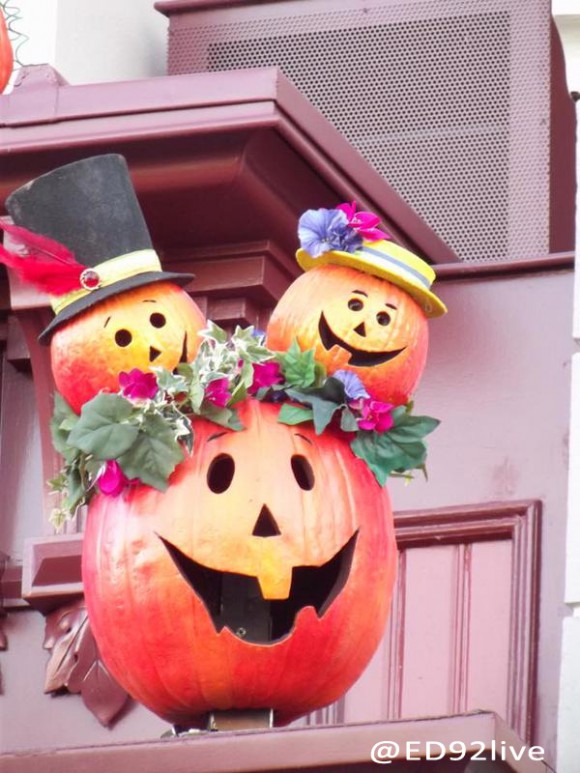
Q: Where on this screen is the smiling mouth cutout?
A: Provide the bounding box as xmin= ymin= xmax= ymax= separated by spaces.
xmin=159 ymin=531 xmax=358 ymax=644
xmin=318 ymin=313 xmax=405 ymax=367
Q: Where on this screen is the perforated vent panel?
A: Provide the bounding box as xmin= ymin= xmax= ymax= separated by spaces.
xmin=168 ymin=0 xmax=551 ymax=262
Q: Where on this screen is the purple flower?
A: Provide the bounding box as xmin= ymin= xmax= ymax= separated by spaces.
xmin=205 ymin=377 xmax=231 ymax=408
xmin=119 ymin=369 xmax=158 ymax=401
xmin=357 ymin=398 xmax=394 ymax=433
xmin=249 ymin=361 xmax=283 ymax=394
xmin=332 ymin=370 xmax=370 ymax=401
xmin=337 ymin=201 xmax=391 ymax=242
xmin=97 ymin=460 xmax=131 ymax=497
xmin=298 ymin=208 xmax=362 ymax=258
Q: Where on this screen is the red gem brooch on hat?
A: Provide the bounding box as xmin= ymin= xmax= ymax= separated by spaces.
xmin=80 ymin=268 xmax=101 ymax=290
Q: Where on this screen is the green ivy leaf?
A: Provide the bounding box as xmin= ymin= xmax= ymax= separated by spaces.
xmin=340 ymin=408 xmax=359 ymax=433
xmin=278 ymin=404 xmax=314 ymax=426
xmin=201 ymin=320 xmax=229 ymax=344
xmin=188 ymin=379 xmax=206 ymax=413
xmin=229 ymin=326 xmax=272 ymax=362
xmin=153 ymin=367 xmax=189 ymax=396
xmin=285 ymin=389 xmax=340 ymax=435
xmin=117 ymin=413 xmax=184 ymax=490
xmin=351 ymin=431 xmax=419 ymax=486
xmin=64 ymin=465 xmax=85 ymax=514
xmin=317 ymin=376 xmax=347 ymax=404
xmin=277 ymin=340 xmax=320 ymax=388
xmin=350 ymin=408 xmax=439 ymax=486
xmin=50 ymin=394 xmax=79 ymax=460
xmin=67 ymin=393 xmax=139 ymax=460
xmin=388 ymin=412 xmax=440 ymax=442
xmin=200 ymin=403 xmax=244 ymax=431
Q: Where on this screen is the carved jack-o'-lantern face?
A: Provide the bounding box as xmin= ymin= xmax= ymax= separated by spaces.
xmin=82 ymin=400 xmax=397 ymax=726
xmin=50 ymin=282 xmax=205 ymax=413
xmin=267 ymin=264 xmax=429 ymax=404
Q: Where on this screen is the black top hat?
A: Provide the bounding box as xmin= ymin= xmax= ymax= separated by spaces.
xmin=4 ymin=154 xmax=194 ymax=343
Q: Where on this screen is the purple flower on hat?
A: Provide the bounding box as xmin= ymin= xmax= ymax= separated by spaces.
xmin=205 ymin=377 xmax=231 ymax=408
xmin=332 ymin=370 xmax=370 ymax=401
xmin=337 ymin=201 xmax=391 ymax=242
xmin=119 ymin=369 xmax=158 ymax=401
xmin=298 ymin=208 xmax=362 ymax=258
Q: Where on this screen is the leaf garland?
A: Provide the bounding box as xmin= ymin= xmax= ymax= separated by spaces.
xmin=48 ymin=325 xmax=440 ymax=526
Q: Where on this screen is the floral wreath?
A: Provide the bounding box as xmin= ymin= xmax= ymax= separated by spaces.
xmin=50 ymin=322 xmax=439 ymax=528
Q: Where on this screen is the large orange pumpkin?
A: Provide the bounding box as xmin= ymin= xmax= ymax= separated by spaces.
xmin=267 ymin=264 xmax=429 ymax=405
xmin=82 ymin=399 xmax=397 ymax=726
xmin=51 ymin=282 xmax=205 ymax=413
xmin=0 ymin=8 xmax=13 ymax=93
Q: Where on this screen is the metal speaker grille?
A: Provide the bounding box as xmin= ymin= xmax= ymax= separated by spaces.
xmin=168 ymin=0 xmax=551 ymax=263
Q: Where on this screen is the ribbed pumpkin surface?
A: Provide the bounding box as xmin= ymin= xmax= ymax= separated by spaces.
xmin=83 ymin=400 xmax=397 ymax=726
xmin=267 ymin=264 xmax=429 ymax=404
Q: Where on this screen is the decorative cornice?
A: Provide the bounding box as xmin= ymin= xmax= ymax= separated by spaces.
xmin=43 ymin=599 xmax=130 ymax=726
xmin=434 ymin=253 xmax=573 ymax=282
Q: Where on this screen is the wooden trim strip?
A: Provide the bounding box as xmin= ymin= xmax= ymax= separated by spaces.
xmin=435 ymin=253 xmax=573 ymax=281
xmin=1 ymin=712 xmax=549 ymax=773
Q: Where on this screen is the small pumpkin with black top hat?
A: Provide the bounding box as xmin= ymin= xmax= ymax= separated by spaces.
xmin=266 ymin=202 xmax=447 ymax=405
xmin=0 ymin=155 xmax=205 ymax=413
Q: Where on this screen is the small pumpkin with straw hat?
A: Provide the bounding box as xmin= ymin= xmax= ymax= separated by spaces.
xmin=266 ymin=202 xmax=447 ymax=405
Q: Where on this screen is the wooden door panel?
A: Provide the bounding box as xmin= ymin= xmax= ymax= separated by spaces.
xmin=324 ymin=502 xmax=540 ymax=743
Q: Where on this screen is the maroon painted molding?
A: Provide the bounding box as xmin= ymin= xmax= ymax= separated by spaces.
xmin=43 ymin=599 xmax=130 ymax=727
xmin=21 ymin=534 xmax=84 ymax=612
xmin=388 ymin=500 xmax=541 ymax=743
xmin=549 ymin=22 xmax=576 ymax=254
xmin=1 ymin=712 xmax=549 ymax=772
xmin=434 ymin=253 xmax=574 ymax=282
xmin=156 ymin=0 xmax=275 ymax=12
xmin=0 ymin=64 xmax=458 ymax=265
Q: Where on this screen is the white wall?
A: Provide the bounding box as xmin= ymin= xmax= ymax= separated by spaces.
xmin=553 ymin=0 xmax=580 ymax=91
xmin=557 ymin=104 xmax=580 ymax=773
xmin=4 ymin=0 xmax=167 ymax=85
xmin=554 ymin=0 xmax=580 ymax=769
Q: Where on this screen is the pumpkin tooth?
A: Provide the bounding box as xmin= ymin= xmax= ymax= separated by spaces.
xmin=158 ymin=531 xmax=358 ymax=644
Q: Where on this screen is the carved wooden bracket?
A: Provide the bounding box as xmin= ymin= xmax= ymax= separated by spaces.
xmin=43 ymin=598 xmax=130 ymax=726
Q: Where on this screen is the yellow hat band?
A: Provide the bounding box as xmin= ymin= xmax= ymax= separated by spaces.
xmin=51 ymin=249 xmax=162 ymax=315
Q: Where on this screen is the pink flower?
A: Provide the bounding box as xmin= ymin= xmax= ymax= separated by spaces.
xmin=337 ymin=201 xmax=391 ymax=242
xmin=119 ymin=369 xmax=158 ymax=401
xmin=249 ymin=361 xmax=283 ymax=394
xmin=205 ymin=377 xmax=230 ymax=407
xmin=357 ymin=398 xmax=394 ymax=433
xmin=97 ymin=460 xmax=130 ymax=497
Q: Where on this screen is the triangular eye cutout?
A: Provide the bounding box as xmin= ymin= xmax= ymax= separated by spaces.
xmin=252 ymin=505 xmax=281 ymax=538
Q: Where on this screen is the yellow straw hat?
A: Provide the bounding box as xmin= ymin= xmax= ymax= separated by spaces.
xmin=296 ymin=205 xmax=447 ymax=318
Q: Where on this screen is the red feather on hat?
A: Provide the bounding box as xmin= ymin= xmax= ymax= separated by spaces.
xmin=0 ymin=219 xmax=84 ymax=295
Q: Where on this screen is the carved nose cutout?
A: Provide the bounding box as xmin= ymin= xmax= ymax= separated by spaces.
xmin=149 ymin=346 xmax=162 ymax=362
xmin=354 ymin=322 xmax=366 ymax=337
xmin=252 ymin=505 xmax=281 ymax=538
